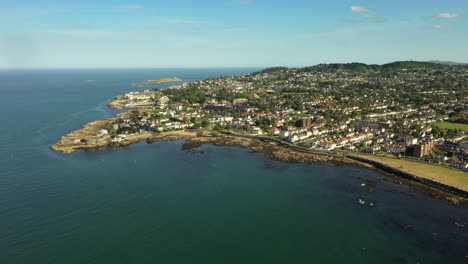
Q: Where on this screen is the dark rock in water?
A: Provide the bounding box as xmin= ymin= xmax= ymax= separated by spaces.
xmin=187 ymin=149 xmax=205 ymax=155
xmin=265 ymin=163 xmax=275 ymax=169
xmin=182 ymin=140 xmax=204 ymax=151
xmin=454 ymin=219 xmax=466 ymax=229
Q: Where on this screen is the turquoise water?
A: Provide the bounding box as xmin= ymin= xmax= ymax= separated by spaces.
xmin=0 ymin=69 xmax=467 ymax=263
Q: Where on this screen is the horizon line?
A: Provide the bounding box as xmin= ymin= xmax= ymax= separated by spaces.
xmin=0 ymin=60 xmax=466 ymax=71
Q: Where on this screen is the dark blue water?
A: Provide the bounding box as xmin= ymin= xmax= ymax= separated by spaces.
xmin=0 ymin=69 xmax=467 ymax=263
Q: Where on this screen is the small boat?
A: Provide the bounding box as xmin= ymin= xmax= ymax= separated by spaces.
xmin=358 ymin=199 xmax=365 ymax=205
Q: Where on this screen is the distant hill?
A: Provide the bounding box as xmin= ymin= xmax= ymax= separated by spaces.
xmin=253 ymin=61 xmax=459 ymax=75
xmin=427 ymin=60 xmax=466 ymax=66
xmin=303 ymin=62 xmax=380 ymax=73
xmin=258 ymin=67 xmax=289 ymax=74
xmin=381 ymin=61 xmax=447 ymax=70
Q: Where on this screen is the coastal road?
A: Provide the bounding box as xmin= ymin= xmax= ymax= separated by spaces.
xmin=220 ymin=131 xmax=343 ymax=157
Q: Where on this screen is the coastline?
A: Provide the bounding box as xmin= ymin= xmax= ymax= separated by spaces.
xmin=52 ymin=125 xmax=468 ymax=203
xmin=5 ymin=64 xmax=468 ymax=264
xmin=51 ymin=78 xmax=468 ymax=204
xmin=346 ymin=155 xmax=468 ymax=202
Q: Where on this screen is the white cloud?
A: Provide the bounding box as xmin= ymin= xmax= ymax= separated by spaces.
xmin=435 ymin=13 xmax=459 ymax=19
xmin=351 ymin=6 xmax=372 ymax=13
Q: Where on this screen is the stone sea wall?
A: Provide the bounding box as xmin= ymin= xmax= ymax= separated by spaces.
xmin=347 ymin=155 xmax=468 ymax=199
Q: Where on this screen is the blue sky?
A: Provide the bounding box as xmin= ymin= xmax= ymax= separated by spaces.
xmin=1 ymin=0 xmax=467 ymax=68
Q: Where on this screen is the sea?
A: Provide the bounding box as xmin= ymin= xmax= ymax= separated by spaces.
xmin=0 ymin=68 xmax=467 ymax=264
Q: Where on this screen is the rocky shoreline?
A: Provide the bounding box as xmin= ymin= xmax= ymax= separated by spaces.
xmin=179 ymin=135 xmax=468 ymax=205
xmin=183 ymin=136 xmax=468 ymax=205
xmin=53 ymin=124 xmax=362 ymax=165
xmin=52 ymin=127 xmax=467 ymax=204
xmin=107 ymin=96 xmax=153 ymax=110
xmin=52 ymin=118 xmax=117 ymax=153
xmin=51 ymin=111 xmax=153 ymax=153
xmin=182 ymin=135 xmax=363 ymax=165
xmin=347 ymin=155 xmax=468 ymax=203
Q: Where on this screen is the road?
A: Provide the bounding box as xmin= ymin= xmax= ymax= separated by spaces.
xmin=220 ymin=131 xmax=343 ymax=157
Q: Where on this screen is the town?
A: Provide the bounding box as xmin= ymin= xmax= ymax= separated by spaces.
xmin=98 ymin=62 xmax=468 ymax=172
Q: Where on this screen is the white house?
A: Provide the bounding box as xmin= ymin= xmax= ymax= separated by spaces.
xmin=97 ymin=129 xmax=109 ymax=137
xmin=279 ymin=131 xmax=290 ymax=138
xmin=268 ymin=128 xmax=280 ymax=135
xmin=288 ymin=135 xmax=299 ymax=143
xmin=248 ymin=126 xmax=263 ymax=135
xmin=385 ymin=143 xmax=406 ymax=154
xmin=320 ymin=141 xmax=337 ymax=150
xmin=405 ymin=136 xmax=418 ymax=146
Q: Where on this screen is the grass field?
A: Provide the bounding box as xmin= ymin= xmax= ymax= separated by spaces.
xmin=435 ymin=122 xmax=468 ymax=131
xmin=356 ymin=155 xmax=468 ymax=192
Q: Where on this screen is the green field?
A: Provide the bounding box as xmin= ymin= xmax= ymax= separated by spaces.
xmin=357 ymin=155 xmax=468 ymax=192
xmin=435 ymin=122 xmax=468 ymax=131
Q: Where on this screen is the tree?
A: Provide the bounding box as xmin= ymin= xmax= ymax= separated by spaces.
xmin=130 ymin=110 xmax=140 ymax=122
xmin=201 ymin=119 xmax=210 ymax=128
